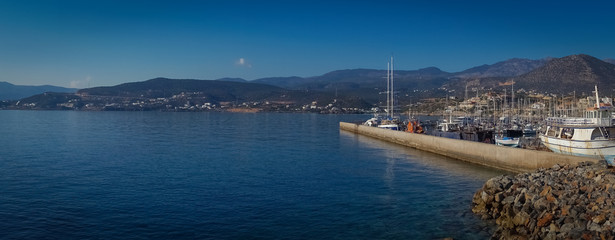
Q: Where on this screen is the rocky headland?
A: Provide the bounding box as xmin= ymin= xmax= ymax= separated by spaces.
xmin=472 ymin=162 xmax=615 ymax=239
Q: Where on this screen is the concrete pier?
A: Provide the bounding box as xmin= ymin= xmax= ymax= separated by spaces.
xmin=340 ymin=122 xmax=598 ymax=173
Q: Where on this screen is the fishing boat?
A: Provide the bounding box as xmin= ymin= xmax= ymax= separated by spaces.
xmin=539 ymin=86 xmax=615 ymax=166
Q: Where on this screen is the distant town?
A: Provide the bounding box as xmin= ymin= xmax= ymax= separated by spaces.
xmin=0 ymin=86 xmax=607 ymax=121
xmin=0 ymin=91 xmax=373 ymax=114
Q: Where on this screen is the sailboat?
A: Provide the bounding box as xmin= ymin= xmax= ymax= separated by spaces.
xmin=494 ymin=80 xmax=522 ymax=147
xmin=373 ymin=56 xmax=401 ymax=130
xmin=539 ymin=86 xmax=615 ymax=166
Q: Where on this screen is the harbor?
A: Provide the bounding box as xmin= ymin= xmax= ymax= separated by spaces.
xmin=344 ymin=56 xmax=612 ymax=173
xmin=342 ymin=61 xmax=615 ymax=238
xmin=340 ymin=94 xmax=615 ymax=173
xmin=340 ymin=84 xmax=615 ymax=238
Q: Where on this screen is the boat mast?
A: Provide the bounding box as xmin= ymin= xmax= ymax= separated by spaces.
xmin=595 ymin=85 xmax=600 ymax=109
xmin=504 ymin=89 xmax=507 ymax=122
xmin=493 ymin=94 xmax=496 ymax=127
xmin=573 ymin=90 xmax=576 ymax=116
xmin=386 ymin=62 xmax=390 ymax=118
xmin=511 ymin=81 xmax=514 ymax=114
xmin=390 ymin=56 xmax=394 ymax=118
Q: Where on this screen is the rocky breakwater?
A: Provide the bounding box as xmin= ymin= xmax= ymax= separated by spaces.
xmin=472 ymin=162 xmax=615 ymax=239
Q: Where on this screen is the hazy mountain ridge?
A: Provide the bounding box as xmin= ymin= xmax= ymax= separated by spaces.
xmin=0 ymin=82 xmax=77 ymax=100
xmin=251 ymin=58 xmax=547 ymax=91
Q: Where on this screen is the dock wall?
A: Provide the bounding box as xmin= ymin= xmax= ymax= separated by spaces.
xmin=340 ymin=122 xmax=598 ymax=173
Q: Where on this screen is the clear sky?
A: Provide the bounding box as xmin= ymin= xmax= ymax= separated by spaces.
xmin=1 ymin=0 xmax=614 ymax=88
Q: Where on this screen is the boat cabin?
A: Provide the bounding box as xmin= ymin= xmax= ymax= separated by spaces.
xmin=438 ymin=122 xmax=460 ymax=132
xmin=544 ymin=108 xmax=615 ymax=141
xmin=544 ymin=125 xmax=615 ymax=141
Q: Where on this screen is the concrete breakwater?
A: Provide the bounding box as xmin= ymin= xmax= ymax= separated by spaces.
xmin=339 ymin=122 xmax=597 ymax=173
xmin=472 ymin=162 xmax=615 ymax=239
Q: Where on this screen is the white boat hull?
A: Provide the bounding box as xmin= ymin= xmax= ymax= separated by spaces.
xmin=378 ymin=124 xmax=399 ymax=131
xmin=495 ymin=137 xmax=520 ymax=148
xmin=539 ymin=134 xmax=615 ymax=166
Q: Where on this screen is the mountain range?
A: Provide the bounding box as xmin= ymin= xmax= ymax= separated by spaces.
xmin=3 ymin=54 xmax=615 ymax=103
xmin=250 ymin=54 xmax=615 ymax=95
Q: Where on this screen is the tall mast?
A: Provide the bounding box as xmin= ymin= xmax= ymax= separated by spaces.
xmin=390 ymin=55 xmax=394 ymax=118
xmin=386 ymin=62 xmax=390 ymax=117
xmin=595 ymin=85 xmax=600 ymax=109
xmin=511 ymin=81 xmax=514 ymax=112
xmin=465 ymin=83 xmax=468 ymax=101
xmin=504 ymin=89 xmax=507 ymax=117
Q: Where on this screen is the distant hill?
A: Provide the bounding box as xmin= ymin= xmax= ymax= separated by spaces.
xmin=215 ymin=77 xmax=247 ymax=82
xmin=454 ymin=58 xmax=550 ymax=79
xmin=76 ymin=77 xmax=372 ymax=109
xmin=0 ymin=82 xmax=77 ymax=100
xmin=78 ymin=77 xmax=287 ymax=103
xmin=511 ymin=54 xmax=615 ymax=93
xmin=253 ymin=76 xmax=307 ymax=89
xmin=17 ymin=92 xmax=81 ymax=109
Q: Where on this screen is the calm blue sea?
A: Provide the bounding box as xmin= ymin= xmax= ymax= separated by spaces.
xmin=0 ymin=111 xmax=506 ymax=239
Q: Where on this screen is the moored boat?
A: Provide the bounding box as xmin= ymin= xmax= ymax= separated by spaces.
xmin=522 ymin=124 xmax=537 ymax=137
xmin=364 ymin=56 xmax=402 ymax=131
xmin=495 ymin=129 xmax=523 ymax=147
xmin=539 ymin=86 xmax=615 ymax=166
xmin=378 ymin=117 xmax=402 ymax=130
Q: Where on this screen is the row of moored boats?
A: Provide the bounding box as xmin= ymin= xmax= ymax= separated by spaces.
xmin=364 ymin=86 xmax=615 ymax=167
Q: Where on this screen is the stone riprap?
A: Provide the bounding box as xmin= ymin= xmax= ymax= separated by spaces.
xmin=472 ymin=162 xmax=615 ymax=239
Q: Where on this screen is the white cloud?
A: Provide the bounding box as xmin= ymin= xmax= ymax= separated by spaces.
xmin=235 ymin=57 xmax=252 ymax=68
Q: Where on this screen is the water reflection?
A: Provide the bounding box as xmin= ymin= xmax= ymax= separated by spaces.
xmin=339 ymin=129 xmax=504 ymax=239
xmin=339 ymin=130 xmax=511 ymax=181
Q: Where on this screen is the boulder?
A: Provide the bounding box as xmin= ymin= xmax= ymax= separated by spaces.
xmin=472 ymin=162 xmax=615 ymax=238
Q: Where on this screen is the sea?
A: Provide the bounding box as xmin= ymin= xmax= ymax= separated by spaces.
xmin=0 ymin=111 xmax=508 ymax=239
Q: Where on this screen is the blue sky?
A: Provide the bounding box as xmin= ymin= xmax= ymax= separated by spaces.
xmin=1 ymin=0 xmax=614 ymax=88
